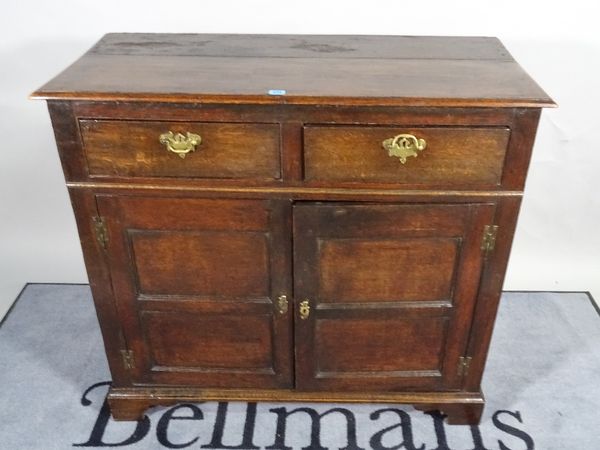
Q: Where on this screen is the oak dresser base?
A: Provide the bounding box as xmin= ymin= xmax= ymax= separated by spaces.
xmin=32 ymin=33 xmax=553 ymax=427
xmin=107 ymin=387 xmax=485 ymax=425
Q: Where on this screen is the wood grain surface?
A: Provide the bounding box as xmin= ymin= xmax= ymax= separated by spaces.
xmin=32 ymin=34 xmax=554 ymax=107
xmin=304 ymin=125 xmax=510 ymax=185
xmin=293 ymin=203 xmax=495 ymax=392
xmin=96 ymin=196 xmax=294 ymax=389
xmin=80 ymin=119 xmax=281 ymax=179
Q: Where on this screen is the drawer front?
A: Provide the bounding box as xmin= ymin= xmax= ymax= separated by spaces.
xmin=304 ymin=125 xmax=510 ymax=186
xmin=80 ymin=120 xmax=281 ymax=179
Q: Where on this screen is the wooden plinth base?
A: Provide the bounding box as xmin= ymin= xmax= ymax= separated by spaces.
xmin=107 ymin=386 xmax=485 ymax=425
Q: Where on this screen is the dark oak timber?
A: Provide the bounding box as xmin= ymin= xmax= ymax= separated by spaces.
xmin=304 ymin=125 xmax=510 ymax=186
xmin=34 ymin=34 xmax=554 ymax=425
xmin=293 ymin=203 xmax=494 ymax=392
xmin=80 ymin=120 xmax=281 ymax=180
xmin=32 ymin=34 xmax=553 ymax=108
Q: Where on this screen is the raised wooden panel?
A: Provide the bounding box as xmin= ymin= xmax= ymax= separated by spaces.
xmin=294 ymin=202 xmax=495 ymax=391
xmin=316 ymin=316 xmax=448 ymax=373
xmin=97 ymin=196 xmax=293 ymax=389
xmin=141 ymin=311 xmax=273 ymax=369
xmin=80 ymin=120 xmax=281 ymax=179
xmin=304 ymin=126 xmax=510 ymax=186
xmin=319 ymin=238 xmax=458 ymax=303
xmin=131 ymin=231 xmax=269 ymax=298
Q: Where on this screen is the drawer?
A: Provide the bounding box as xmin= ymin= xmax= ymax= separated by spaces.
xmin=80 ymin=120 xmax=281 ymax=179
xmin=303 ymin=125 xmax=511 ymax=186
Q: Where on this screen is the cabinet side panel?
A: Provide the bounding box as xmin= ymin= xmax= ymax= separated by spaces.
xmin=501 ymin=108 xmax=542 ymax=190
xmin=66 ymin=188 xmax=130 ymax=385
xmin=463 ymin=196 xmax=522 ymax=391
xmin=48 ymin=101 xmax=87 ymax=181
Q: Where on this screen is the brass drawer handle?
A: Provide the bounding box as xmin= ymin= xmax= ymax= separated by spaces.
xmin=159 ymin=131 xmax=202 ymax=159
xmin=382 ymin=133 xmax=427 ymax=164
xmin=299 ymin=300 xmax=311 ymax=320
xmin=277 ymin=295 xmax=288 ymax=315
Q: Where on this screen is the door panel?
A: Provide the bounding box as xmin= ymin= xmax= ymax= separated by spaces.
xmin=141 ymin=311 xmax=274 ymax=368
xmin=131 ymin=231 xmax=270 ymax=297
xmin=293 ymin=203 xmax=494 ymax=391
xmin=316 ymin=316 xmax=448 ymax=372
xmin=98 ymin=196 xmax=293 ymax=388
xmin=319 ymin=238 xmax=458 ymax=303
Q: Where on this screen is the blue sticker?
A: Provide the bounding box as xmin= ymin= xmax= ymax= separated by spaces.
xmin=268 ymin=89 xmax=287 ymax=95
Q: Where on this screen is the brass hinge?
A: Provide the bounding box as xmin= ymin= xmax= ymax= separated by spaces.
xmin=458 ymin=356 xmax=473 ymax=377
xmin=481 ymin=225 xmax=499 ymax=255
xmin=120 ymin=349 xmax=135 ymax=370
xmin=93 ymin=216 xmax=109 ymax=249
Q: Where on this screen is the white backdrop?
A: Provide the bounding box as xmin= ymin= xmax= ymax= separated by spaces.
xmin=1 ymin=0 xmax=599 ymax=319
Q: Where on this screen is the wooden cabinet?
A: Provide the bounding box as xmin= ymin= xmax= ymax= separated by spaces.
xmin=33 ymin=33 xmax=554 ymax=424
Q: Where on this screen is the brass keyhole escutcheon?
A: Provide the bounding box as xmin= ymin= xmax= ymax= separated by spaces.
xmin=299 ymin=300 xmax=310 ymax=320
xmin=277 ymin=295 xmax=288 ymax=315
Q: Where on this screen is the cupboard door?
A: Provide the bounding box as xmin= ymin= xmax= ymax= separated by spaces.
xmin=293 ymin=203 xmax=495 ymax=391
xmin=97 ymin=196 xmax=293 ymax=388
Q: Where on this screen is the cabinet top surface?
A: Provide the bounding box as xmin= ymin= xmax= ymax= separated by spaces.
xmin=32 ymin=33 xmax=554 ymax=107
